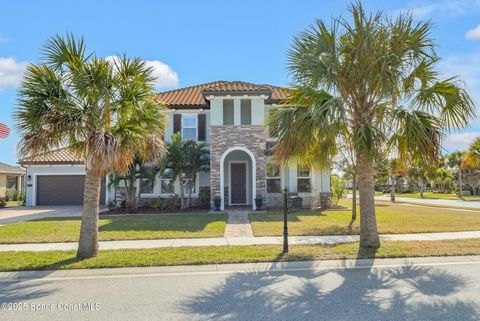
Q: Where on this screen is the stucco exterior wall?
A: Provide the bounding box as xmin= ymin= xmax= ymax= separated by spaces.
xmin=24 ymin=165 xmax=87 ymax=206
xmin=0 ymin=174 xmax=6 ymax=196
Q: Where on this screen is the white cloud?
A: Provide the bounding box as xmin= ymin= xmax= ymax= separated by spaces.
xmin=438 ymin=49 xmax=480 ymax=111
xmin=144 ymin=60 xmax=179 ymax=88
xmin=395 ymin=0 xmax=478 ymax=19
xmin=438 ymin=49 xmax=480 ymax=151
xmin=410 ymin=4 xmax=437 ymax=18
xmin=466 ymin=25 xmax=480 ymax=40
xmin=443 ymin=131 xmax=480 ymax=151
xmin=0 ymin=57 xmax=28 ymax=91
xmin=105 ymin=56 xmax=178 ymax=89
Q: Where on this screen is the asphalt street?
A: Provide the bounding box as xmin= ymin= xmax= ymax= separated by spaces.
xmin=1 ymin=257 xmax=480 ymax=321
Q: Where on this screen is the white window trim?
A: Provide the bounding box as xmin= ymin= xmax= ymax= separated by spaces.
xmin=182 ymin=114 xmax=198 ymax=141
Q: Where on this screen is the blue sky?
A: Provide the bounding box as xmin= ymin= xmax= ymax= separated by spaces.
xmin=1 ymin=0 xmax=480 ymax=164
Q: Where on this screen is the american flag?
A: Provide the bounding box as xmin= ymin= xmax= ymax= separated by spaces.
xmin=0 ymin=123 xmax=10 ymax=138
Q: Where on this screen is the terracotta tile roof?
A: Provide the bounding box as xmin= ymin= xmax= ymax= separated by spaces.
xmin=20 ymin=148 xmax=84 ymax=165
xmin=155 ymin=81 xmax=288 ymax=108
xmin=0 ymin=162 xmax=25 ymax=174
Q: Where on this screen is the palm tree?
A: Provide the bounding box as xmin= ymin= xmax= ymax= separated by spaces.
xmin=448 ymin=151 xmax=464 ymax=198
xmin=270 ymin=3 xmax=474 ymax=248
xmin=184 ymin=141 xmax=210 ymax=208
xmin=108 ymin=157 xmax=159 ymax=208
xmin=162 ymin=133 xmax=190 ymax=209
xmin=15 ymin=34 xmax=166 ymax=258
xmin=388 ymin=159 xmax=406 ymax=202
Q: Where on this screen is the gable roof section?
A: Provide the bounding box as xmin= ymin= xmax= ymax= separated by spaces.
xmin=20 ymin=148 xmax=84 ymax=165
xmin=155 ymin=80 xmax=288 ymax=109
xmin=0 ymin=162 xmax=25 ymax=174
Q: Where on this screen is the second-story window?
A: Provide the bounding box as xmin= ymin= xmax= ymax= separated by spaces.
xmin=182 ymin=115 xmax=197 ymax=140
xmin=241 ymin=99 xmax=251 ymax=125
xmin=223 ymin=99 xmax=234 ymax=125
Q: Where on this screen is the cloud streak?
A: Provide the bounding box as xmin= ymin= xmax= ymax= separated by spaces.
xmin=0 ymin=57 xmax=28 ymax=91
xmin=395 ymin=0 xmax=478 ymax=19
xmin=105 ymin=55 xmax=178 ymax=89
xmin=466 ymin=25 xmax=480 ymax=40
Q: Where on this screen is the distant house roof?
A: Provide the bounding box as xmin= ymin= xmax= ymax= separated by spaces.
xmin=0 ymin=162 xmax=25 ymax=174
xmin=20 ymin=148 xmax=84 ymax=165
xmin=155 ymin=80 xmax=289 ymax=109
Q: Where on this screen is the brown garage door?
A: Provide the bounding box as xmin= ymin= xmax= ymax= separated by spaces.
xmin=36 ymin=175 xmax=105 ymax=206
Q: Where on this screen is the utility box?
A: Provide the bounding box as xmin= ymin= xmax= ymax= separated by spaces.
xmin=289 ymin=196 xmax=303 ymax=209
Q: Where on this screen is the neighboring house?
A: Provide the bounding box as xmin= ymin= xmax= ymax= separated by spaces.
xmin=21 ymin=81 xmax=331 ymax=209
xmin=0 ymin=162 xmax=25 ymax=198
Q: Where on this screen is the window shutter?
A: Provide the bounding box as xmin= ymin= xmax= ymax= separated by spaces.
xmin=198 ymin=114 xmax=206 ymax=141
xmin=173 ymin=114 xmax=181 ymax=134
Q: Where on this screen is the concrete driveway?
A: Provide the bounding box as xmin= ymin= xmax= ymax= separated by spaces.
xmin=0 ymin=206 xmax=83 ymax=225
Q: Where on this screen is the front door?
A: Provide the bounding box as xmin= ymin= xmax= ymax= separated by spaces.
xmin=231 ymin=163 xmax=247 ymax=204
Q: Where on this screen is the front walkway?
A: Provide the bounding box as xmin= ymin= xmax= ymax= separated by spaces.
xmin=224 ymin=208 xmax=254 ymax=238
xmin=2 ymin=230 xmax=480 ymax=252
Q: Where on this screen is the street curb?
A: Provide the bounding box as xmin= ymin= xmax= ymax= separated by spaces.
xmin=1 ymin=255 xmax=480 ymax=281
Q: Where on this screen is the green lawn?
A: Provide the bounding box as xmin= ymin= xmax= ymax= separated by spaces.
xmin=0 ymin=213 xmax=227 ymax=243
xmin=2 ymin=238 xmax=480 ymax=271
xmin=250 ymin=199 xmax=480 ymax=236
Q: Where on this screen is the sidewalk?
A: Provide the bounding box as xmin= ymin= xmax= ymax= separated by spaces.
xmin=374 ymin=194 xmax=480 ymax=209
xmin=2 ymin=230 xmax=480 ymax=252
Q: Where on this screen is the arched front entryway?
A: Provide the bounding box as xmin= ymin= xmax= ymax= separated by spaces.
xmin=220 ymin=147 xmax=256 ymax=210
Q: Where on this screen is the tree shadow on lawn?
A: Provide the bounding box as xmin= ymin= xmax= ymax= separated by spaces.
xmin=181 ymin=249 xmax=478 ymax=321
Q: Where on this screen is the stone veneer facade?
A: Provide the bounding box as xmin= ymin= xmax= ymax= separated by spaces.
xmin=210 ymin=125 xmax=266 ymax=208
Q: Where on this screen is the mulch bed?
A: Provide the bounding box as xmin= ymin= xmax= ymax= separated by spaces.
xmin=102 ymin=206 xmax=211 ymax=216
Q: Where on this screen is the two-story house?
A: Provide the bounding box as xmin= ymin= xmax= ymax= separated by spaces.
xmin=21 ymin=81 xmax=331 ymax=209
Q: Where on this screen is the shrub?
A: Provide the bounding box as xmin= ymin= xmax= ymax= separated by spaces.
xmin=120 ymin=200 xmax=128 ymax=209
xmin=164 ymin=194 xmax=179 ymax=210
xmin=0 ymin=197 xmax=6 ymax=208
xmin=199 ymin=187 xmax=210 ymax=209
xmin=331 ymin=175 xmax=348 ymax=206
xmin=5 ymin=189 xmax=18 ymax=201
xmin=107 ymin=200 xmax=117 ymax=209
xmin=155 ymin=199 xmax=166 ymax=210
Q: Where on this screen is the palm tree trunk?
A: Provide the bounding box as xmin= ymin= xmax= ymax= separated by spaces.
xmin=458 ymin=168 xmax=463 ymax=198
xmin=187 ymin=178 xmax=194 ymax=208
xmin=357 ymin=151 xmax=380 ymax=248
xmin=179 ymin=174 xmax=186 ymax=209
xmin=77 ymin=167 xmax=101 ymax=259
xmin=390 ymin=176 xmax=396 ymax=202
xmin=352 ymin=172 xmax=357 ymax=220
xmin=419 ymin=179 xmax=424 ymax=198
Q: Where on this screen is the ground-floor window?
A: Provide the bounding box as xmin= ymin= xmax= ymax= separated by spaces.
xmin=161 ymin=169 xmax=175 ymax=194
xmin=182 ymin=175 xmax=196 ymax=195
xmin=140 ymin=177 xmax=154 ymax=194
xmin=297 ymin=166 xmax=311 ymax=193
xmin=267 ymin=163 xmax=282 ymax=193
xmin=6 ymin=176 xmax=17 ymax=190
